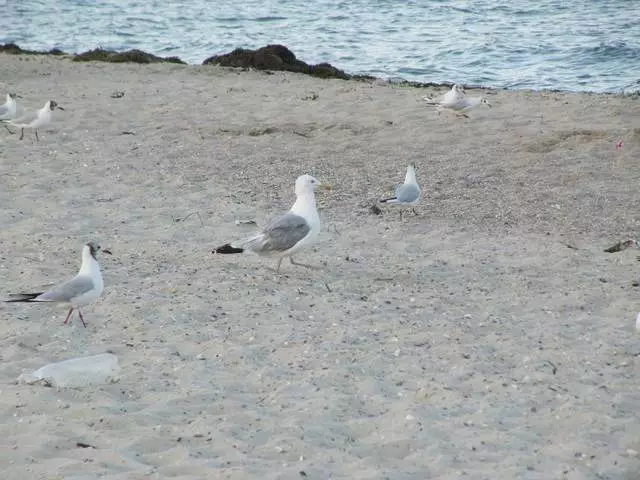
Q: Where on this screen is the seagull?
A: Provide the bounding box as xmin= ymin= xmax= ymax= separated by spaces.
xmin=5 ymin=242 xmax=112 ymax=327
xmin=212 ymin=174 xmax=331 ymax=273
xmin=442 ymin=84 xmax=466 ymax=104
xmin=3 ymin=99 xmax=64 ymax=140
xmin=423 ymin=86 xmax=490 ymax=118
xmin=422 ymin=84 xmax=465 ymax=105
xmin=0 ymin=93 xmax=21 ymax=120
xmin=380 ymin=164 xmax=421 ymax=219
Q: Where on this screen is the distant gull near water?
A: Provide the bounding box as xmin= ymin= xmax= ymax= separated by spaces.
xmin=380 ymin=164 xmax=421 ymax=219
xmin=213 ymin=174 xmax=331 ymax=273
xmin=3 ymin=99 xmax=64 ymax=140
xmin=5 ymin=242 xmax=112 ymax=327
xmin=423 ymin=86 xmax=491 ymax=118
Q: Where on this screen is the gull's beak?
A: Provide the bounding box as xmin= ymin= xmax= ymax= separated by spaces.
xmin=57 ymin=105 xmax=66 ymax=110
xmin=102 ymin=249 xmax=113 ymax=255
xmin=319 ymin=183 xmax=332 ymax=191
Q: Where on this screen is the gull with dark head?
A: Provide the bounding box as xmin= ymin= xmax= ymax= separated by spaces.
xmin=6 ymin=242 xmax=112 ymax=327
xmin=213 ymin=174 xmax=331 ymax=273
xmin=380 ymin=164 xmax=421 ymax=219
xmin=3 ymin=99 xmax=64 ymax=140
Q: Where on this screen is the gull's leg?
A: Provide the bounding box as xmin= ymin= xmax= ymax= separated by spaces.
xmin=276 ymin=258 xmax=283 ymax=274
xmin=63 ymin=308 xmax=74 ymax=325
xmin=35 ymin=129 xmax=39 ymax=141
xmin=289 ymin=256 xmax=321 ymax=270
xmin=399 ymin=210 xmax=403 ymax=221
xmin=4 ymin=125 xmax=14 ymax=134
xmin=78 ymin=310 xmax=87 ymax=328
xmin=19 ymin=128 xmax=24 ymax=140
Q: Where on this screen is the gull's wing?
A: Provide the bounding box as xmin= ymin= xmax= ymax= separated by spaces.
xmin=394 ymin=183 xmax=421 ymax=204
xmin=6 ymin=108 xmax=39 ymax=127
xmin=246 ymin=212 xmax=311 ymax=253
xmin=35 ymin=275 xmax=95 ymax=303
xmin=0 ymin=104 xmax=10 ymax=118
xmin=442 ymin=89 xmax=463 ymax=104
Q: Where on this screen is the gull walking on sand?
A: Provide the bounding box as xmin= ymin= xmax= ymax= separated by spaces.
xmin=423 ymin=87 xmax=490 ymax=118
xmin=3 ymin=99 xmax=64 ymax=140
xmin=212 ymin=174 xmax=331 ymax=273
xmin=5 ymin=242 xmax=112 ymax=327
xmin=0 ymin=93 xmax=21 ymax=120
xmin=380 ymin=164 xmax=421 ymax=220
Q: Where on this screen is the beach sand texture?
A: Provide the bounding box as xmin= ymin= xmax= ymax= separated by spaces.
xmin=1 ymin=55 xmax=639 ymax=479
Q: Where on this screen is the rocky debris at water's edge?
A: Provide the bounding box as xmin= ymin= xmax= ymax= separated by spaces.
xmin=73 ymin=48 xmax=186 ymax=64
xmin=203 ymin=44 xmax=355 ymax=80
xmin=0 ymin=42 xmax=461 ymax=87
xmin=0 ymin=43 xmax=66 ymax=56
xmin=0 ymin=43 xmax=185 ymax=64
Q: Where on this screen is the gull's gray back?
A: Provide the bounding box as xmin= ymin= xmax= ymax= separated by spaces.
xmin=252 ymin=212 xmax=311 ymax=253
xmin=37 ymin=275 xmax=94 ymax=302
xmin=395 ymin=183 xmax=421 ymax=204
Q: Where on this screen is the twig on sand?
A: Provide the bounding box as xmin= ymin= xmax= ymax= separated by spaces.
xmin=604 ymin=239 xmax=638 ymax=253
xmin=174 ymin=211 xmax=204 ymax=226
xmin=545 ymin=360 xmax=558 ymax=375
xmin=324 ymin=282 xmax=332 ymax=293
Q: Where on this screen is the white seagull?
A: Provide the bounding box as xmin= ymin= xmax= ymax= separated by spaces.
xmin=380 ymin=164 xmax=421 ymax=219
xmin=213 ymin=174 xmax=331 ymax=273
xmin=6 ymin=242 xmax=112 ymax=327
xmin=3 ymin=99 xmax=64 ymax=140
xmin=0 ymin=93 xmax=21 ymax=120
xmin=442 ymin=84 xmax=466 ymax=104
xmin=423 ymin=86 xmax=491 ymax=118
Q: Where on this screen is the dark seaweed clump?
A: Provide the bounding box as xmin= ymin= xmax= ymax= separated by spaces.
xmin=203 ymin=44 xmax=367 ymax=81
xmin=0 ymin=43 xmax=66 ymax=55
xmin=73 ymin=48 xmax=185 ymax=64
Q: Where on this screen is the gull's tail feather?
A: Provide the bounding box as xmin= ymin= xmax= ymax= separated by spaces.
xmin=212 ymin=243 xmax=244 ymax=254
xmin=5 ymin=292 xmax=44 ymax=302
xmin=380 ymin=197 xmax=398 ymax=204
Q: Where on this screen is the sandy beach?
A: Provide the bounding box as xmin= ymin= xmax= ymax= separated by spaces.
xmin=0 ymin=54 xmax=639 ymax=479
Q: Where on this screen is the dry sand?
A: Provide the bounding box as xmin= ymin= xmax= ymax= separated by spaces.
xmin=0 ymin=54 xmax=639 ymax=480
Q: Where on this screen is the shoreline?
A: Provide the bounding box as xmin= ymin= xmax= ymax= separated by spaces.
xmin=3 ymin=42 xmax=637 ymax=94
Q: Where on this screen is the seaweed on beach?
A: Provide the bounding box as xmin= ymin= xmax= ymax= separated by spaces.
xmin=0 ymin=43 xmax=66 ymax=56
xmin=73 ymin=48 xmax=186 ymax=64
xmin=0 ymin=43 xmax=185 ymax=65
xmin=202 ymin=44 xmax=354 ymax=80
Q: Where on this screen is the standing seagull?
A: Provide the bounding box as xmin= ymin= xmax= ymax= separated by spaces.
xmin=213 ymin=174 xmax=331 ymax=273
xmin=0 ymin=93 xmax=21 ymax=120
xmin=3 ymin=99 xmax=64 ymax=140
xmin=6 ymin=242 xmax=112 ymax=327
xmin=380 ymin=164 xmax=421 ymax=219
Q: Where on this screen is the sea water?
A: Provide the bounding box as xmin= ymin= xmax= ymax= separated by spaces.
xmin=2 ymin=0 xmax=639 ymax=92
